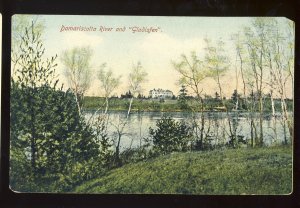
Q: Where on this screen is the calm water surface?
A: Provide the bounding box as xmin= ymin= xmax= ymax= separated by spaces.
xmin=84 ymin=111 xmax=292 ymax=151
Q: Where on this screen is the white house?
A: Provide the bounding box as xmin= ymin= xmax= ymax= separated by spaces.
xmin=149 ymin=88 xmax=173 ymax=99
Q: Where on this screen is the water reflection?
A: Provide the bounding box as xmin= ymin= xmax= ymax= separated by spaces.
xmin=84 ymin=111 xmax=292 ymax=151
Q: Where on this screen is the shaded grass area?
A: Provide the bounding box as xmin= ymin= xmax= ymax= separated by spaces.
xmin=74 ymin=146 xmax=292 ymax=194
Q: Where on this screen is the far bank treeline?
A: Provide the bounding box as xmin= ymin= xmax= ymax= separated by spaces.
xmin=82 ymin=94 xmax=293 ymax=113
xmin=10 ymin=16 xmax=294 ymax=193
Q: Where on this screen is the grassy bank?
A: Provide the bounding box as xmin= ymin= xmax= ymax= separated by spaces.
xmin=74 ymin=146 xmax=292 ymax=194
xmin=83 ymin=96 xmax=293 ymax=112
xmin=83 ymin=96 xmax=181 ymax=112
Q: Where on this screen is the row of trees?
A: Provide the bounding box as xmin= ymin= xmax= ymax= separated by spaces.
xmin=172 ymin=18 xmax=294 ymax=148
xmin=59 ymin=48 xmax=149 ymax=113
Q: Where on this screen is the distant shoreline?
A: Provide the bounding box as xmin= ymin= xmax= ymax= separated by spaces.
xmin=82 ymin=96 xmax=293 ymax=114
xmin=82 ymin=108 xmax=272 ymax=114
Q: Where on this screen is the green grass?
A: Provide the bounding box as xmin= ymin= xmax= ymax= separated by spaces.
xmin=83 ymin=97 xmax=182 ymax=112
xmin=74 ymin=146 xmax=292 ymax=194
xmin=83 ymin=96 xmax=293 ymax=112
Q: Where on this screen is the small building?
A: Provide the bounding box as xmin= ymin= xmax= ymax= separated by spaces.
xmin=149 ymin=88 xmax=173 ymax=99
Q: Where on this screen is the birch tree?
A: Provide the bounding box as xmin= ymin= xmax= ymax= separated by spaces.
xmin=232 ymin=32 xmax=247 ymax=110
xmin=12 ymin=15 xmax=45 ymax=75
xmin=285 ymin=20 xmax=295 ymax=139
xmin=282 ymin=19 xmax=294 ymax=140
xmin=172 ymin=51 xmax=210 ymax=150
xmin=243 ymin=18 xmax=270 ymax=147
xmin=240 ymin=17 xmax=294 ymax=146
xmin=264 ymin=18 xmax=294 ymax=142
xmin=127 ymin=62 xmax=148 ymax=117
xmin=203 ymin=38 xmax=241 ymax=147
xmin=111 ymin=61 xmax=148 ymax=165
xmin=60 ymin=46 xmax=93 ymax=115
xmin=204 ymin=38 xmax=230 ymax=102
xmin=98 ymin=63 xmax=122 ymax=114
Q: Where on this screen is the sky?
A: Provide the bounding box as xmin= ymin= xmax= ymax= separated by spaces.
xmin=12 ymin=15 xmax=294 ymax=98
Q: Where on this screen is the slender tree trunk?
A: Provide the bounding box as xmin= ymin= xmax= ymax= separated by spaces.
xmin=104 ymin=97 xmax=109 ymax=114
xmin=199 ymin=98 xmax=205 ymax=150
xmin=115 ymin=131 xmax=122 ymax=166
xmin=139 ymin=115 xmax=143 ymax=148
xmin=235 ymin=54 xmax=239 ymax=111
xmin=127 ymin=97 xmax=134 ymax=118
xmin=217 ymin=65 xmax=236 ymax=148
xmin=270 ymin=89 xmax=277 ymax=143
xmin=281 ymin=97 xmax=288 ymax=145
xmin=253 ymin=120 xmax=258 ymax=146
xmin=238 ymin=53 xmax=246 ymax=100
xmin=259 ymin=96 xmax=264 ymax=146
xmin=282 ymin=97 xmax=293 ymax=140
xmin=114 ymin=96 xmax=134 ymax=166
xmin=74 ymin=92 xmax=82 ymax=116
xmin=250 ymin=119 xmax=254 ymax=147
xmin=29 ymin=90 xmax=37 ymax=172
xmin=216 ymin=68 xmax=223 ymax=102
xmin=270 ymin=91 xmax=275 ymax=117
xmin=258 ymin=48 xmax=264 ymax=146
xmin=271 ymin=116 xmax=278 ymax=143
xmin=250 ymin=93 xmax=257 ymax=147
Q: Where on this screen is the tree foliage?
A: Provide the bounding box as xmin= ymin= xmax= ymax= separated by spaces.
xmin=149 ymin=117 xmax=192 ymax=155
xmin=98 ymin=63 xmax=122 ymax=113
xmin=11 ymin=15 xmax=45 ymax=74
xmin=98 ymin=63 xmax=122 ymax=98
xmin=10 ymin=22 xmax=102 ymax=192
xmin=178 ymin=85 xmax=188 ymax=110
xmin=204 ymin=38 xmax=230 ymax=102
xmin=60 ymin=46 xmax=93 ymax=115
xmin=172 ymin=51 xmax=207 ymax=99
xmin=128 ymin=61 xmax=148 ymax=97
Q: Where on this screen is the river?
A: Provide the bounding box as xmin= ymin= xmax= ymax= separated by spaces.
xmin=84 ymin=111 xmax=292 ymax=151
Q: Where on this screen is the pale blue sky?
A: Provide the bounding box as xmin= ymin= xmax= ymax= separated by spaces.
xmin=12 ymin=15 xmax=293 ymax=97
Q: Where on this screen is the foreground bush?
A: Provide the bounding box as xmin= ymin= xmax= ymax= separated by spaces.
xmin=149 ymin=116 xmax=193 ymax=155
xmin=10 ymin=23 xmax=106 ymax=192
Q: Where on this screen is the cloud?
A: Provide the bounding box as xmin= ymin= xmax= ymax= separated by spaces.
xmin=61 ymin=32 xmax=103 ymax=48
xmin=137 ymin=33 xmax=205 ymax=62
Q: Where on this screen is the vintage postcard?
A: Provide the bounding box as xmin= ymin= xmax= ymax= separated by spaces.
xmin=10 ymin=15 xmax=294 ymax=194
